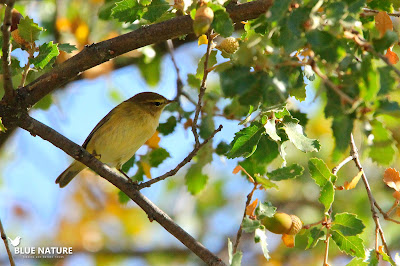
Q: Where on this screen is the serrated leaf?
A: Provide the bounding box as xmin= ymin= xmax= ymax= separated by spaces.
xmin=228 ymin=238 xmax=242 ymax=266
xmin=378 ymin=66 xmax=395 ymax=95
xmin=99 ymin=0 xmax=120 ymax=20
xmin=227 ymin=122 xmax=265 ymax=158
xmin=255 ymin=228 xmax=270 ymax=261
xmin=332 ymin=213 xmax=365 ymax=236
xmin=142 ymin=0 xmax=170 ymax=22
xmin=118 ymin=190 xmax=130 ymax=204
xmin=211 ymin=9 xmax=233 ymax=37
xmin=368 ymin=120 xmax=396 ymax=166
xmin=253 ymin=175 xmax=279 ymax=190
xmin=372 ymin=31 xmax=398 ymax=53
xmin=282 ymin=119 xmax=320 ymax=153
xmin=332 ymin=114 xmax=354 ymax=161
xmin=346 ymin=257 xmax=368 ymax=266
xmin=308 ymin=158 xmax=334 ymax=187
xmin=306 ymin=227 xmax=325 ymax=249
xmin=58 ymin=43 xmax=77 ymax=53
xmin=112 ymin=0 xmax=144 ymax=23
xmin=267 ymin=0 xmax=291 ymax=22
xmin=267 ymin=164 xmax=304 ymax=181
xmin=158 ymin=116 xmax=177 ymax=135
xmin=196 ymin=50 xmax=217 ymax=80
xmin=320 ymin=180 xmax=334 ymax=212
xmin=331 ymin=230 xmax=365 ymax=258
xmin=242 ymin=216 xmax=262 ymax=233
xmin=365 ymin=249 xmax=379 ymax=265
xmin=17 ymin=16 xmax=43 ymax=43
xmin=185 ymin=164 xmax=208 ymax=195
xmin=149 ymin=148 xmax=170 ymax=167
xmin=30 ymin=41 xmax=59 ymax=69
xmin=255 ymin=201 xmax=276 ymax=219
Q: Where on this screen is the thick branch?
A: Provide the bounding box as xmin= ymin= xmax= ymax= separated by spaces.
xmin=16 ymin=0 xmax=273 ymax=108
xmin=16 ymin=114 xmax=226 ymax=266
xmin=1 ymin=0 xmax=16 ymax=102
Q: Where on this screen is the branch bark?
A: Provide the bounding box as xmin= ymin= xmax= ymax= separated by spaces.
xmin=0 ymin=217 xmax=15 ymax=266
xmin=16 ymin=0 xmax=273 ymax=109
xmin=17 ymin=113 xmax=226 ymax=266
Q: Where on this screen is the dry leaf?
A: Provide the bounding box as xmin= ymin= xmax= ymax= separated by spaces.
xmin=383 ymin=168 xmax=400 ymax=191
xmin=145 ymin=131 xmax=160 ymax=149
xmin=141 ymin=161 xmax=152 ymax=179
xmin=378 ymin=245 xmax=385 ymax=254
xmin=282 ymin=234 xmax=295 ymax=248
xmin=184 ymin=118 xmax=193 ymax=129
xmin=198 ymin=34 xmax=208 ymax=46
xmin=393 ymin=191 xmax=400 ymax=200
xmin=246 ymin=199 xmax=258 ymax=216
xmin=344 ymin=171 xmax=363 ymax=190
xmin=396 ymin=207 xmax=400 ymax=217
xmin=385 ymin=48 xmax=399 ymax=64
xmin=375 ymin=11 xmax=393 ymax=37
xmin=233 ymin=165 xmax=244 ymax=174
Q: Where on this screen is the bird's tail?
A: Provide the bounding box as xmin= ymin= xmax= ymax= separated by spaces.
xmin=55 ymin=161 xmax=86 ymax=188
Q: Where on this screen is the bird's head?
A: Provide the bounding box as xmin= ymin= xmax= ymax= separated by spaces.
xmin=127 ymin=92 xmax=175 ymax=117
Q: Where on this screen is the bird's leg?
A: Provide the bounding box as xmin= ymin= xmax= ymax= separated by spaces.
xmin=118 ymin=168 xmax=134 ymax=183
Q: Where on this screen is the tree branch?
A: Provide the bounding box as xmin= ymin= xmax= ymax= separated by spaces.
xmin=1 ymin=0 xmax=16 ymax=103
xmin=16 ymin=113 xmax=226 ymax=266
xmin=0 ymin=217 xmax=15 ymax=266
xmin=15 ymin=0 xmax=273 ymax=109
xmin=138 ymin=124 xmax=223 ymax=190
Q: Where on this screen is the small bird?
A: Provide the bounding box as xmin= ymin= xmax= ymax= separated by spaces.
xmin=8 ymin=236 xmax=21 ymax=247
xmin=56 ymin=92 xmax=174 ymax=187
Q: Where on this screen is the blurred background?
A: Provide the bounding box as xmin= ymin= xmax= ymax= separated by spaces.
xmin=0 ymin=1 xmax=399 ymax=265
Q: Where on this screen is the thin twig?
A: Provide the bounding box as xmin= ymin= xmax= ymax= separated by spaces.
xmin=303 ymin=219 xmax=324 ymax=229
xmin=349 ymin=134 xmax=391 ymax=256
xmin=166 ymin=40 xmax=196 ymax=105
xmin=0 ymin=217 xmax=15 ymax=266
xmin=192 ymin=30 xmax=214 ymax=148
xmin=374 ymin=201 xmax=400 ymax=224
xmin=19 ymin=50 xmax=35 ymax=88
xmin=233 ymin=183 xmax=258 ymax=254
xmin=310 ymin=59 xmax=355 ymax=105
xmin=332 ymin=155 xmax=354 ymax=175
xmin=323 ymin=228 xmax=330 ymax=266
xmin=362 ymin=8 xmax=400 ymax=18
xmin=138 ymin=124 xmax=223 ymax=190
xmin=1 ymin=0 xmax=16 ymax=102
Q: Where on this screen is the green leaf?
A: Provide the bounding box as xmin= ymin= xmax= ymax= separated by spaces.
xmin=187 ymin=73 xmax=201 ymax=88
xmin=0 ymin=117 xmax=6 ymax=132
xmin=196 ymin=50 xmax=218 ymax=80
xmin=227 ymin=122 xmax=265 ymax=158
xmin=253 ymin=175 xmax=279 ymax=190
xmin=365 ymin=249 xmax=379 ymax=265
xmin=99 ymin=0 xmax=120 ymax=20
xmin=332 ymin=114 xmax=354 ymax=161
xmin=142 ymin=0 xmax=170 ymax=22
xmin=158 ymin=116 xmax=177 ymax=135
xmin=34 ymin=94 xmax=53 ymax=110
xmin=267 ymin=0 xmax=291 ymax=22
xmin=111 ymin=0 xmax=144 ymax=22
xmin=264 ymin=119 xmax=281 ymax=141
xmin=185 ymin=164 xmax=208 ymax=195
xmin=282 ymin=118 xmax=320 ymax=152
xmin=228 ymin=238 xmax=242 ymax=266
xmin=58 ymin=43 xmax=77 ymax=53
xmin=149 ymin=148 xmax=170 ymax=167
xmin=376 ymin=99 xmax=400 ymax=117
xmin=308 ymin=158 xmax=334 ymax=187
xmin=215 ymin=141 xmax=230 ymax=155
xmin=211 ymin=9 xmax=233 ymax=37
xmin=121 ymin=155 xmax=135 ymax=172
xmin=332 ymin=213 xmax=365 ymax=236
xmin=255 ymin=201 xmax=276 ymax=220
xmin=306 ymin=30 xmax=338 ymax=62
xmin=255 ymin=228 xmax=270 ymax=261
xmin=30 ymin=42 xmax=59 ymax=69
xmin=378 ymin=66 xmax=395 ymax=95
xmin=303 ymin=65 xmax=315 ymax=81
xmin=267 ymin=164 xmax=304 ymax=181
xmin=220 ymin=66 xmax=256 ymax=97
xmin=372 ymin=31 xmax=398 ymax=53
xmin=380 ymin=249 xmax=396 ymax=265
xmin=346 ymin=258 xmax=368 ymax=266
xmin=319 ymin=180 xmax=334 ymax=212
xmin=306 ymin=227 xmax=325 ymax=249
xmin=368 ymin=120 xmax=397 ymax=165
xmin=138 ymin=54 xmax=161 ymax=86
xmin=118 ymin=190 xmax=130 ymax=204
xmin=331 ymin=230 xmax=365 ymax=258
xmin=17 ymin=16 xmax=43 ymax=43
xmin=242 ymin=216 xmax=263 ymax=233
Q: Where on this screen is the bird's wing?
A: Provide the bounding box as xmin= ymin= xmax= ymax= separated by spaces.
xmin=82 ymin=108 xmax=116 ymax=148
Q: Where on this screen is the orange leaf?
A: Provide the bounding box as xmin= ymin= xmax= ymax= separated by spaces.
xmin=141 ymin=161 xmax=152 ymax=179
xmin=383 ymin=168 xmax=400 ymax=191
xmin=184 ymin=118 xmax=193 ymax=129
xmin=233 ymin=165 xmax=244 ymax=174
xmin=246 ymin=199 xmax=258 ymax=216
xmin=396 ymin=207 xmax=400 ymax=217
xmin=378 ymin=245 xmax=385 ymax=254
xmin=393 ymin=191 xmax=400 ymax=200
xmin=385 ymin=48 xmax=399 ymax=64
xmin=344 ymin=171 xmax=363 ymax=190
xmin=145 ymin=131 xmax=160 ymax=149
xmin=375 ymin=11 xmax=393 ymax=37
xmin=281 ymin=234 xmax=295 ymax=248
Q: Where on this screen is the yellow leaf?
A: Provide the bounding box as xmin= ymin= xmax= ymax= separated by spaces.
xmin=383 ymin=168 xmax=400 ymax=191
xmin=75 ymin=22 xmax=89 ymax=45
xmin=198 ymin=34 xmax=208 ymax=46
xmin=375 ymin=11 xmax=393 ymax=37
xmin=385 ymin=48 xmax=399 ymax=64
xmin=281 ymin=234 xmax=295 ymax=248
xmin=0 ymin=117 xmax=6 ymax=132
xmin=145 ymin=131 xmax=160 ymax=149
xmin=56 ymin=17 xmax=71 ymax=32
xmin=246 ymin=199 xmax=258 ymax=216
xmin=344 ymin=170 xmax=363 ymax=190
xmin=141 ymin=161 xmax=152 ymax=179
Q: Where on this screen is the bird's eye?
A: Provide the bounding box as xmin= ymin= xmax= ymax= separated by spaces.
xmin=154 ymin=102 xmax=161 ymax=106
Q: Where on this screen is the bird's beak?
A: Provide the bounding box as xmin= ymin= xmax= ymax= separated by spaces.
xmin=167 ymin=99 xmax=177 ymax=104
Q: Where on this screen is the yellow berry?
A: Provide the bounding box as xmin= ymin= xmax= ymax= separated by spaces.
xmin=262 ymin=212 xmax=303 ymax=235
xmin=218 ymin=37 xmax=239 ymax=54
xmin=193 ymin=6 xmax=214 ymax=36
